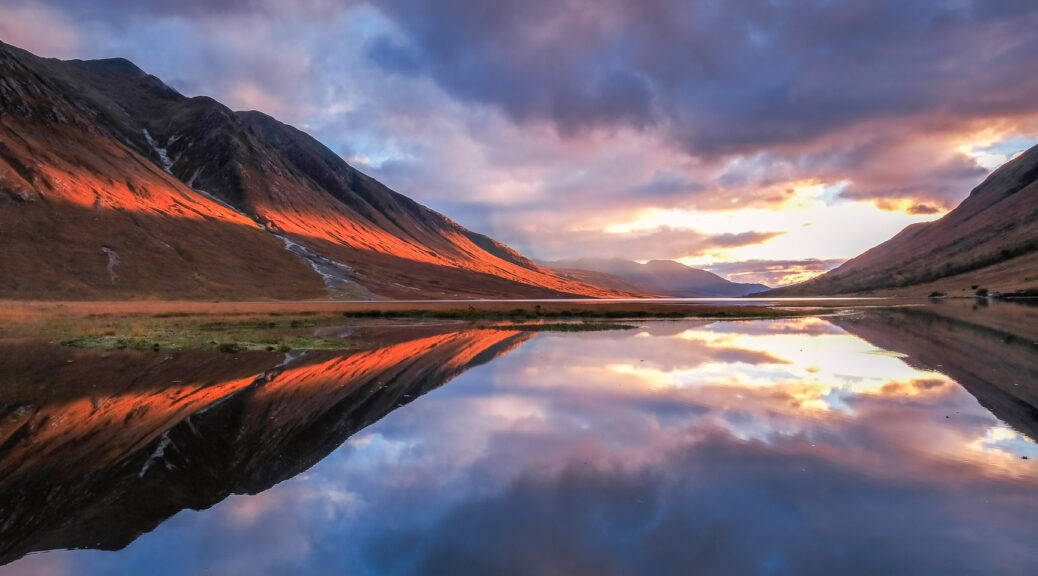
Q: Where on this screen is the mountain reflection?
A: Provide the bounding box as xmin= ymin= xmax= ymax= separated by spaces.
xmin=0 ymin=330 xmax=531 ymax=565
xmin=1 ymin=310 xmax=1036 ymax=575
xmin=834 ymin=303 xmax=1038 ymax=443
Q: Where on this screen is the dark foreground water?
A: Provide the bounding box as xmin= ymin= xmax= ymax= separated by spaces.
xmin=1 ymin=307 xmax=1036 ymax=575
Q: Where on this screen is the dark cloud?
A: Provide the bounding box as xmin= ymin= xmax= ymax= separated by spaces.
xmin=365 ymin=37 xmax=423 ymax=76
xmin=517 ymin=227 xmax=783 ymax=261
xmin=907 ymin=203 xmax=940 ymax=215
xmin=709 ymin=230 xmax=782 ymax=248
xmin=358 ymin=0 xmax=1038 ymax=212
xmin=370 ymin=0 xmax=1038 ymax=154
xmin=633 ymin=170 xmax=704 ymax=197
xmin=365 ymin=1 xmax=658 ymax=134
xmin=828 ymin=136 xmax=992 ymax=208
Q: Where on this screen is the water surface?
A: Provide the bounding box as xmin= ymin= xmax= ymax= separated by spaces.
xmin=1 ymin=307 xmax=1036 ymax=575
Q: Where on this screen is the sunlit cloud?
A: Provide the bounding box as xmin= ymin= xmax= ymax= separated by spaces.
xmin=595 ymin=181 xmax=943 ymax=273
xmin=702 ymin=258 xmax=845 ymax=287
xmin=960 ymin=135 xmax=1035 ymax=172
xmin=223 ymin=491 xmax=287 ymax=527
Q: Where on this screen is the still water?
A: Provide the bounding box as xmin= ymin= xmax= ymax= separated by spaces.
xmin=1 ymin=307 xmax=1036 ymax=575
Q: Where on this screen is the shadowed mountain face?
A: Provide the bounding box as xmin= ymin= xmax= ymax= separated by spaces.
xmin=834 ymin=303 xmax=1038 ymax=442
xmin=0 ymin=329 xmax=532 ymax=565
xmin=0 ymin=41 xmax=630 ymax=300
xmin=546 ymin=258 xmax=769 ymax=297
xmin=768 ymin=144 xmax=1038 ymax=296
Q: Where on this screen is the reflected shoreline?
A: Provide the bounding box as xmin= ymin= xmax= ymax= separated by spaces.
xmin=1 ymin=305 xmax=1036 ymax=572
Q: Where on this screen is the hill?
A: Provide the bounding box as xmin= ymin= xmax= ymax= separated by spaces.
xmin=765 ymin=143 xmax=1038 ymax=297
xmin=0 ymin=41 xmax=631 ymax=300
xmin=546 ymin=258 xmax=769 ymax=297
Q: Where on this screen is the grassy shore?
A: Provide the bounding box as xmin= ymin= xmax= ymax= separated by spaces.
xmin=0 ymin=299 xmax=866 ymax=351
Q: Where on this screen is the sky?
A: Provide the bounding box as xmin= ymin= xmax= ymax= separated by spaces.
xmin=2 ymin=0 xmax=1038 ymax=285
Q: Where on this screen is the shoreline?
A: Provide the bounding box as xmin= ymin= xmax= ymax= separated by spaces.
xmin=0 ymin=297 xmax=905 ymax=320
xmin=5 ymin=297 xmax=1034 ymax=351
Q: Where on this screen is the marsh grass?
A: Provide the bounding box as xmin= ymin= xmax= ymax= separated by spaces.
xmin=489 ymin=322 xmax=637 ymax=332
xmin=59 ymin=334 xmax=355 ymax=353
xmin=3 ymin=301 xmax=826 ymax=351
xmin=50 ymin=314 xmax=363 ymax=352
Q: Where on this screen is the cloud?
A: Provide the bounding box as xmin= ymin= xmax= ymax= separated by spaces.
xmin=0 ymin=2 xmax=81 ymax=58
xmin=703 ymin=259 xmax=846 ymax=287
xmin=370 ymin=0 xmax=1038 ymax=153
xmin=510 ymin=226 xmax=783 ymax=262
xmin=359 ymin=0 xmax=1038 ymax=215
xmin=907 ymin=203 xmax=940 ymax=215
xmin=708 ymin=230 xmax=781 ymax=248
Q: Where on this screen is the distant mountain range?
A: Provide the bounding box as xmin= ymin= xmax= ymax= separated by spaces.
xmin=544 ymin=258 xmax=770 ymax=297
xmin=0 ymin=41 xmax=633 ymax=300
xmin=767 ymin=143 xmax=1038 ymax=296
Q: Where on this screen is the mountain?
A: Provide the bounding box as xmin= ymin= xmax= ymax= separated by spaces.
xmin=0 ymin=41 xmax=632 ymax=300
xmin=546 ymin=258 xmax=770 ymax=297
xmin=0 ymin=329 xmax=532 ymax=564
xmin=765 ymin=143 xmax=1038 ymax=296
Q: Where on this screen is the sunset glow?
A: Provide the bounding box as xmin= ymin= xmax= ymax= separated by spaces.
xmin=600 ymin=183 xmax=943 ymax=281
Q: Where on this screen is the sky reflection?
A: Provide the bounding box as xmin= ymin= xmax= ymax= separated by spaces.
xmin=3 ymin=318 xmax=1036 ymax=575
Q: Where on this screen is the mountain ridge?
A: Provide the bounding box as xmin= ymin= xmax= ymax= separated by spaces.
xmin=0 ymin=41 xmax=633 ymax=300
xmin=763 ymin=142 xmax=1038 ymax=297
xmin=545 ymin=257 xmax=769 ymax=297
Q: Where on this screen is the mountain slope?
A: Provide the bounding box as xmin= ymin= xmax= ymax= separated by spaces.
xmin=766 ymin=143 xmax=1038 ymax=296
xmin=0 ymin=41 xmax=630 ymax=300
xmin=547 ymin=258 xmax=769 ymax=297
